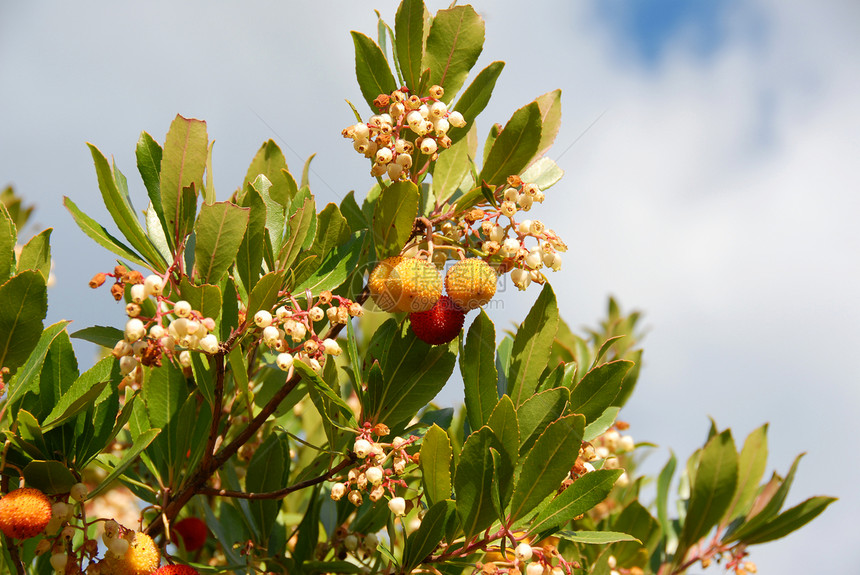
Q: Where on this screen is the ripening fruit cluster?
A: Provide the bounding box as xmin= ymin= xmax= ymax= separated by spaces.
xmin=330 ymin=426 xmax=416 ymax=510
xmin=254 ymin=290 xmax=361 ymax=374
xmin=92 ymin=523 xmax=161 ymax=575
xmin=369 ymin=256 xmax=497 ymax=345
xmin=342 ymin=85 xmax=467 ymax=181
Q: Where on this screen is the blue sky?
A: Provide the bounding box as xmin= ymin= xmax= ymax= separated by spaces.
xmin=596 ymin=0 xmax=740 ymax=63
xmin=1 ymin=0 xmax=858 ymax=572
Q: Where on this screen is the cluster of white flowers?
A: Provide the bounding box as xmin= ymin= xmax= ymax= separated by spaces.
xmin=112 ymin=272 xmax=221 ymax=385
xmin=343 ymin=85 xmax=466 ymax=181
xmin=330 ymin=429 xmax=415 ymax=512
xmin=253 ymin=291 xmax=361 ymax=374
xmin=432 ymin=176 xmax=567 ymax=291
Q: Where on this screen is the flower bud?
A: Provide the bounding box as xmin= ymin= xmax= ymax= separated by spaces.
xmin=448 ymin=111 xmax=466 ymax=128
xmin=262 ymin=325 xmax=280 ymax=345
xmin=365 ymin=466 xmax=384 ymax=485
xmin=143 ymin=274 xmax=164 ymax=296
xmin=125 ymin=318 xmax=146 ymax=342
xmin=179 ymin=350 xmax=192 ymax=368
xmin=388 ymin=496 xmax=406 ymax=516
xmin=276 ymin=353 xmax=294 ymax=372
xmin=108 ymin=537 xmax=129 ymax=556
xmin=70 ymin=482 xmax=88 ymax=502
xmin=50 ymin=553 xmax=68 ymax=572
xmin=515 ymin=543 xmax=533 ymax=561
xmin=130 ymin=283 xmax=146 ymax=304
xmin=511 ymin=267 xmax=532 ymax=290
xmin=322 ymin=339 xmax=342 ymax=356
xmin=348 ymin=490 xmax=363 ymax=506
xmin=199 ymin=334 xmax=219 ymax=354
xmin=254 ymin=310 xmax=273 ymax=328
xmin=354 ymin=439 xmax=372 ymax=458
xmin=330 ymin=483 xmax=346 ymax=501
xmin=174 ymin=300 xmax=192 ymax=318
xmin=419 ymin=138 xmax=437 ymax=155
xmin=343 ymin=534 xmax=359 ymax=551
xmin=526 ymin=563 xmax=544 ymax=575
xmin=119 ymin=355 xmax=138 ymax=375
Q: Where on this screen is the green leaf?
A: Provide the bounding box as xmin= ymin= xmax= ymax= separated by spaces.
xmin=724 ymin=453 xmax=804 ymax=543
xmin=90 ymin=428 xmax=160 ymax=498
xmin=569 ymin=360 xmax=633 ymax=424
xmin=656 ymin=452 xmax=677 ymax=548
xmin=479 ymin=101 xmax=542 ymax=187
xmin=244 ymin=140 xmax=295 ymax=208
xmin=508 ymin=283 xmax=559 ymax=406
xmin=16 ymin=228 xmax=51 ymax=281
xmin=556 ymin=530 xmax=640 ymax=545
xmin=193 ymin=201 xmax=250 ymax=284
xmin=40 ymin=357 xmax=114 ymax=432
xmin=521 ymin=157 xmax=564 ymax=193
xmin=509 ymin=414 xmax=585 ymax=522
xmin=160 ymin=114 xmax=208 ymax=247
xmin=676 ymin=430 xmax=738 ymax=559
xmin=422 ymin=5 xmax=484 ymax=103
xmin=236 ymin=184 xmax=266 ymax=293
xmin=0 ymin=203 xmax=17 ymax=284
xmin=583 ymin=406 xmax=621 ymax=442
xmin=246 ymin=430 xmax=290 ymax=542
xmin=70 ymin=326 xmax=124 ymax=349
xmin=404 ymin=500 xmax=457 ymax=571
xmin=0 ymin=272 xmax=49 ymax=379
xmin=448 ymin=61 xmax=505 ymax=145
xmin=179 ymin=276 xmax=222 ymax=321
xmin=21 ymin=460 xmax=77 ymax=495
xmin=368 ymin=321 xmax=457 ymax=429
xmin=721 ymin=424 xmax=768 ymax=527
xmin=611 ymin=500 xmax=662 ymax=567
xmin=455 ymin=427 xmax=497 ymax=538
xmin=340 ymin=191 xmax=367 ymax=233
xmin=27 ymin=328 xmax=79 ymax=425
xmin=534 ymin=89 xmax=562 ymax=159
xmin=278 ymin=188 xmax=316 ymax=271
xmin=145 ymin=201 xmax=172 ymax=262
xmin=486 ymin=395 xmax=519 ymax=503
xmin=530 ymin=469 xmax=623 ymax=537
xmin=293 ymin=231 xmax=366 ymax=295
xmin=351 ymin=31 xmax=398 ymax=110
xmin=516 ymin=387 xmax=569 ymax=455
xmin=136 ymin=131 xmax=166 ymax=236
xmin=420 ymin=424 xmax=452 ymax=506
xmin=87 ymin=144 xmax=167 ymax=269
xmin=291 ymin=203 xmax=350 ymax=288
xmin=432 ymin=126 xmax=473 ymax=205
xmin=372 ymin=181 xmax=420 ymax=259
xmin=293 ymin=361 xmax=358 ymax=429
xmin=395 ymin=0 xmax=426 ymax=92
xmin=461 ymin=310 xmax=498 ymax=430
xmin=740 ymin=496 xmax=836 ymax=545
xmin=63 ymin=196 xmax=149 ymax=268
xmin=247 ymin=271 xmax=285 ymax=321
xmin=301 ymin=154 xmax=315 ymax=190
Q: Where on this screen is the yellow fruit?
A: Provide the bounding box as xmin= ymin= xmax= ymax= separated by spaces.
xmin=101 ymin=531 xmax=161 ymax=575
xmin=369 ymin=257 xmax=442 ymax=313
xmin=0 ymin=487 xmax=52 ymax=539
xmin=387 ymin=257 xmax=442 ymax=312
xmin=368 ymin=256 xmax=403 ymax=312
xmin=445 ymin=259 xmax=497 ymax=310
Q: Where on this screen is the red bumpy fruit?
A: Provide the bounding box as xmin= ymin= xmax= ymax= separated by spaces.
xmin=172 ymin=517 xmax=207 ymax=551
xmin=0 ymin=487 xmax=52 ymax=539
xmin=409 ymin=295 xmax=465 ymax=345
